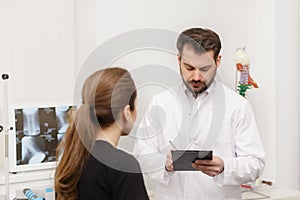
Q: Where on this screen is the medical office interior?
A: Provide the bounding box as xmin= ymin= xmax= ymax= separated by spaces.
xmin=0 ymin=0 xmax=300 ymax=199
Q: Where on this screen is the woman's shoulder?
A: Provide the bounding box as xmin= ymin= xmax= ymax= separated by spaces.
xmin=92 ymin=141 xmax=141 ymax=173
xmin=114 ymin=148 xmax=141 ymax=173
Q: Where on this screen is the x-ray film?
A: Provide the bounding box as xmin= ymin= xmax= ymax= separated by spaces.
xmin=9 ymin=104 xmax=76 ymax=171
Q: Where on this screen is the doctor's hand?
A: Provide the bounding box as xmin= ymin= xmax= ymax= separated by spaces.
xmin=192 ymin=156 xmax=224 ymax=177
xmin=165 ymin=152 xmax=174 ymax=172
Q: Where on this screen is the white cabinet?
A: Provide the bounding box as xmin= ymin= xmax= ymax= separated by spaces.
xmin=0 ymin=170 xmax=55 ymax=200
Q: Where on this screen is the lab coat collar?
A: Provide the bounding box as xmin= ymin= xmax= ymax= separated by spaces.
xmin=181 ymin=79 xmax=217 ymax=101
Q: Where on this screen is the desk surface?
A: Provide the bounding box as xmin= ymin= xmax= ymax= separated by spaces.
xmin=148 ymin=187 xmax=300 ymax=200
xmin=242 ymin=186 xmax=300 ymax=200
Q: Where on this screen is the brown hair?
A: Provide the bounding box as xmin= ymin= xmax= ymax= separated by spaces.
xmin=55 ymin=67 xmax=137 ymax=200
xmin=177 ymin=28 xmax=222 ymax=62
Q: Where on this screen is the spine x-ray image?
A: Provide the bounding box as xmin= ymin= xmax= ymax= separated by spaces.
xmin=14 ymin=106 xmax=74 ymax=165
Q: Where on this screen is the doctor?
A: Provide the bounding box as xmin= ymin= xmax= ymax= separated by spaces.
xmin=134 ymin=27 xmax=265 ymax=200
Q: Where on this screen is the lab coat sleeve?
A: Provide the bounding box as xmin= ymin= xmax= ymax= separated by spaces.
xmin=133 ymin=98 xmax=174 ymax=185
xmin=214 ymin=101 xmax=265 ymax=186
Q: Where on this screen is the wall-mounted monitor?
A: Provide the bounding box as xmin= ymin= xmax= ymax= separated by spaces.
xmin=9 ymin=103 xmax=76 ymax=172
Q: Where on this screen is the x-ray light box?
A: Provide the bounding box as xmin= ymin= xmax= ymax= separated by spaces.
xmin=8 ymin=103 xmax=76 ymax=172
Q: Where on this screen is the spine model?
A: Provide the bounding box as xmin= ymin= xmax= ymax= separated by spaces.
xmin=234 ymin=48 xmax=258 ymax=97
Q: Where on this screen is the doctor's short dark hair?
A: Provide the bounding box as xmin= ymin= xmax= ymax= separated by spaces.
xmin=176 ymin=27 xmax=222 ymax=62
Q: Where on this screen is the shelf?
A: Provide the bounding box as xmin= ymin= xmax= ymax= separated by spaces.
xmin=8 ymin=169 xmax=55 ymax=184
xmin=242 ymin=186 xmax=300 ymax=200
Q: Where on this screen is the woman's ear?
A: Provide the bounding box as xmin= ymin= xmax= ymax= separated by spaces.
xmin=122 ymin=105 xmax=131 ymax=121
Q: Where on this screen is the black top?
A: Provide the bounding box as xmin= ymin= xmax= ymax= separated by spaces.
xmin=78 ymin=140 xmax=149 ymax=200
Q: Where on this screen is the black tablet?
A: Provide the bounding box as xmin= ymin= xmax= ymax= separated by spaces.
xmin=171 ymin=150 xmax=213 ymax=171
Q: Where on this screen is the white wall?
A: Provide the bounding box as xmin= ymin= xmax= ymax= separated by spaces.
xmin=275 ymin=0 xmax=299 ymax=189
xmin=0 ymin=0 xmax=75 ymax=198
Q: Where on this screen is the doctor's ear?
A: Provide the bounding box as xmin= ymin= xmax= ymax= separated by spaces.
xmin=216 ymin=55 xmax=221 ymax=67
xmin=177 ymin=54 xmax=181 ymax=64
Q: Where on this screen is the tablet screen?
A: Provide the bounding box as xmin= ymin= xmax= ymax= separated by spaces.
xmin=171 ymin=150 xmax=213 ymax=171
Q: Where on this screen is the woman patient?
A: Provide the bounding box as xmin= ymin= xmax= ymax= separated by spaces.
xmin=55 ymin=67 xmax=149 ymax=200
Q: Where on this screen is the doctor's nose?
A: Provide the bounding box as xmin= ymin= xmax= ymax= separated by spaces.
xmin=192 ymin=70 xmax=202 ymax=81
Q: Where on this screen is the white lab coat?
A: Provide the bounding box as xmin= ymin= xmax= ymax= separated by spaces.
xmin=134 ymin=80 xmax=265 ymax=200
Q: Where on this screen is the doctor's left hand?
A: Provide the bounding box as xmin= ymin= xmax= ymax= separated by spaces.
xmin=192 ymin=156 xmax=224 ymax=177
xmin=165 ymin=151 xmax=174 ymax=172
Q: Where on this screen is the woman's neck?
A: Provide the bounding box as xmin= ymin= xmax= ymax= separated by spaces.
xmin=95 ymin=123 xmax=121 ymax=148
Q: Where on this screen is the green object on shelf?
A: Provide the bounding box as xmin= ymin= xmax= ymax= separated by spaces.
xmin=238 ymin=84 xmax=251 ymax=97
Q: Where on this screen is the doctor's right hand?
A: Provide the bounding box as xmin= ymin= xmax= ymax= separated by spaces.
xmin=165 ymin=152 xmax=174 ymax=172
